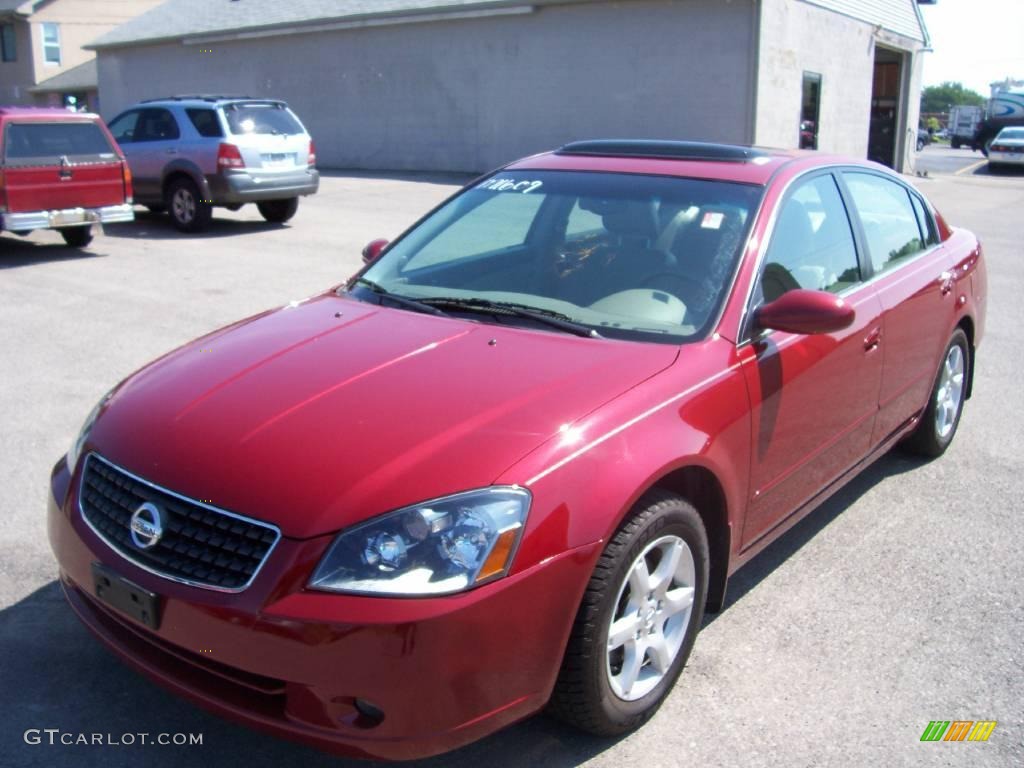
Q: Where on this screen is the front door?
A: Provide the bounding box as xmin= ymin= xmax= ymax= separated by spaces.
xmin=739 ymin=172 xmax=883 ymax=549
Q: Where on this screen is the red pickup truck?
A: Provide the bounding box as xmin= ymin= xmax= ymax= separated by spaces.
xmin=0 ymin=107 xmax=133 ymax=247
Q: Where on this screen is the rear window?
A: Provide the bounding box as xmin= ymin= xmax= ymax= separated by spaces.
xmin=223 ymin=103 xmax=303 ymax=136
xmin=3 ymin=121 xmax=115 ymax=163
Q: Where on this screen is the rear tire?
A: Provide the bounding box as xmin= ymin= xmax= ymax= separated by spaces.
xmin=59 ymin=226 xmax=93 ymax=248
xmin=951 ymin=138 xmax=961 ymax=150
xmin=548 ymin=490 xmax=708 ymax=736
xmin=257 ymin=198 xmax=299 ymax=223
xmin=901 ymin=329 xmax=970 ymax=458
xmin=166 ymin=177 xmax=212 ymax=233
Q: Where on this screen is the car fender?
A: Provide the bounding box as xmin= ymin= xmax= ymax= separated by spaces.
xmin=499 ymin=343 xmax=751 ymax=577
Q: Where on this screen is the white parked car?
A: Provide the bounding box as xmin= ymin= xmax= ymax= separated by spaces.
xmin=988 ymin=127 xmax=1024 ymax=170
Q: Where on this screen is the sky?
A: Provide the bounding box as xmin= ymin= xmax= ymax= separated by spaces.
xmin=919 ymin=0 xmax=1024 ymax=96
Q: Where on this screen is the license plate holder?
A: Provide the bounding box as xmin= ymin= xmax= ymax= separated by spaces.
xmin=92 ymin=562 xmax=161 ymax=630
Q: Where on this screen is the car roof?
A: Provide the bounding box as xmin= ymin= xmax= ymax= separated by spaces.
xmin=0 ymin=106 xmax=99 ymax=120
xmin=508 ymin=140 xmax=871 ymax=186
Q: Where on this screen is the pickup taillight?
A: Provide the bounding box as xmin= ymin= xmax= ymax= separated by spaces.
xmin=0 ymin=170 xmax=6 ymax=214
xmin=122 ymin=160 xmax=133 ymax=204
xmin=308 ymin=140 xmax=317 ymax=168
xmin=217 ymin=143 xmax=245 ymax=170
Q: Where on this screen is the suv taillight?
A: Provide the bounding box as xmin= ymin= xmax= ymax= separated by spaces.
xmin=122 ymin=161 xmax=133 ymax=204
xmin=217 ymin=143 xmax=245 ymax=170
xmin=308 ymin=140 xmax=317 ymax=168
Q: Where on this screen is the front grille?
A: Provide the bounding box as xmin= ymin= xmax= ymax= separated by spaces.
xmin=79 ymin=453 xmax=280 ymax=591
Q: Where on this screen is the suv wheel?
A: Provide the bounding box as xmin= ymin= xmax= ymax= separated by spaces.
xmin=257 ymin=198 xmax=299 ymax=223
xmin=166 ymin=177 xmax=212 ymax=232
xmin=59 ymin=227 xmax=93 ymax=248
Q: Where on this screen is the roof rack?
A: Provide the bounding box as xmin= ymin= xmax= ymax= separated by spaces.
xmin=556 ymin=140 xmax=768 ymax=162
xmin=140 ymin=95 xmax=259 ymax=103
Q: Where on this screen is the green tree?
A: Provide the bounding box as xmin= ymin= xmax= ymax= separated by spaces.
xmin=920 ymin=82 xmax=986 ymax=114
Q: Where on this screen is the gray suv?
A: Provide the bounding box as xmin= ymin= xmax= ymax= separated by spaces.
xmin=107 ymin=96 xmax=319 ymax=232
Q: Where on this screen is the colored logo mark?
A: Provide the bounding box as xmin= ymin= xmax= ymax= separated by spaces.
xmin=920 ymin=720 xmax=997 ymax=742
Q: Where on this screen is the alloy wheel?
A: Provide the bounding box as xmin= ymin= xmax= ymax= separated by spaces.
xmin=606 ymin=535 xmax=696 ymax=701
xmin=935 ymin=344 xmax=965 ymax=439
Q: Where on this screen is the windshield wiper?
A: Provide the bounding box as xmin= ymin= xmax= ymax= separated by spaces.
xmin=418 ymin=297 xmax=602 ymax=338
xmin=350 ymin=278 xmax=450 ymax=317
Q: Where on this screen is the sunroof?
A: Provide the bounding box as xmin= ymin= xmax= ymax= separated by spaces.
xmin=557 ymin=140 xmax=768 ymax=162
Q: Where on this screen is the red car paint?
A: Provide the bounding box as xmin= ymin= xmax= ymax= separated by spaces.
xmin=48 ymin=144 xmax=985 ymax=759
xmin=0 ymin=107 xmax=133 ymax=235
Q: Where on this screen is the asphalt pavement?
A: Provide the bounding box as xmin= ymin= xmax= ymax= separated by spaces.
xmin=1 ymin=163 xmax=1021 ymax=768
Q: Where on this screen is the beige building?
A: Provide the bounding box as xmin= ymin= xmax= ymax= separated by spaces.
xmin=0 ymin=0 xmax=160 ymax=111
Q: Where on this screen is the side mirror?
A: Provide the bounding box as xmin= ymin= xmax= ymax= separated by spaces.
xmin=754 ymin=289 xmax=855 ymax=335
xmin=361 ymin=238 xmax=389 ymax=265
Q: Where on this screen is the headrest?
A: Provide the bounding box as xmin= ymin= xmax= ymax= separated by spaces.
xmin=580 ymin=197 xmax=659 ymax=241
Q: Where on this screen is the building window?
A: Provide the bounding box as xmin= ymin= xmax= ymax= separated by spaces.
xmin=42 ymin=22 xmax=60 ymax=65
xmin=800 ymin=72 xmax=822 ymax=150
xmin=1 ymin=24 xmax=16 ymax=62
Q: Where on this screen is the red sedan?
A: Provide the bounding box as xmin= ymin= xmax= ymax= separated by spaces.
xmin=48 ymin=140 xmax=985 ymax=760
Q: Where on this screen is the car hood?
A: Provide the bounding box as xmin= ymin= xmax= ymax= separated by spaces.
xmin=89 ymin=294 xmax=678 ymax=538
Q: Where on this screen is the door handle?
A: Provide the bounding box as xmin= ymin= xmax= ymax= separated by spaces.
xmin=166 ymin=149 xmax=178 ymax=155
xmin=939 ymin=271 xmax=954 ymax=296
xmin=863 ymin=327 xmax=882 ymax=352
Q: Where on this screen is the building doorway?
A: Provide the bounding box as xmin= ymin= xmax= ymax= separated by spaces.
xmin=867 ymin=46 xmax=905 ymax=168
xmin=800 ymin=72 xmax=821 ymax=150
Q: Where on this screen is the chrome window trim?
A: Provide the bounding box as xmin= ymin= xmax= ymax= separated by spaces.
xmin=77 ymin=452 xmax=281 ymax=594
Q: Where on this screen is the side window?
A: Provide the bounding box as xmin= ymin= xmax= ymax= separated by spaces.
xmin=844 ymin=173 xmax=924 ymax=274
xmin=404 ymin=192 xmax=543 ymax=271
xmin=759 ymin=174 xmax=860 ymax=304
xmin=186 ymin=108 xmax=223 ymax=138
xmin=107 ymin=111 xmax=139 ymax=144
xmin=134 ymin=108 xmax=180 ymax=142
xmin=910 ymin=193 xmax=939 ymax=247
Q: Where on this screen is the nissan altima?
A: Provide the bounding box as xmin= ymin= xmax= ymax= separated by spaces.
xmin=48 ymin=140 xmax=986 ymax=760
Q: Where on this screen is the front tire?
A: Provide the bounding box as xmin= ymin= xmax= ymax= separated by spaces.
xmin=901 ymin=329 xmax=969 ymax=457
xmin=166 ymin=177 xmax=212 ymax=232
xmin=548 ymin=490 xmax=708 ymax=735
xmin=257 ymin=198 xmax=299 ymax=223
xmin=59 ymin=226 xmax=93 ymax=248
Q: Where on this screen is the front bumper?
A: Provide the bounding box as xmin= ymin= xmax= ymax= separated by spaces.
xmin=1 ymin=204 xmax=134 ymax=231
xmin=47 ymin=459 xmax=597 ymax=760
xmin=206 ymin=168 xmax=320 ymax=204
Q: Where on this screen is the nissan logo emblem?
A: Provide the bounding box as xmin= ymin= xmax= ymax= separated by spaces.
xmin=129 ymin=502 xmax=164 ymax=550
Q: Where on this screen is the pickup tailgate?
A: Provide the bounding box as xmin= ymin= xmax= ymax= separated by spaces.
xmin=2 ymin=120 xmax=125 ymax=213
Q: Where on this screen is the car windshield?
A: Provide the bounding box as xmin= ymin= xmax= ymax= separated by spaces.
xmin=351 ymin=170 xmax=762 ymax=343
xmin=997 ymin=128 xmax=1024 ymax=140
xmin=224 ymin=103 xmax=303 ymax=136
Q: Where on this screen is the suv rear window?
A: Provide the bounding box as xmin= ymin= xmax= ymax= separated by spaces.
xmin=3 ymin=122 xmax=115 ymax=163
xmin=224 ymin=103 xmax=303 ymax=136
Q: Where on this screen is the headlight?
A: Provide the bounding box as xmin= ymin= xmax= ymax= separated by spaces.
xmin=66 ymin=389 xmax=114 ymax=472
xmin=309 ymin=487 xmax=531 ymax=596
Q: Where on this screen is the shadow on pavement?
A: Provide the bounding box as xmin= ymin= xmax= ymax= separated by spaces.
xmin=0 ymin=581 xmax=620 ymax=768
xmin=318 ymin=169 xmax=476 ymax=186
xmin=102 ymin=211 xmax=286 ymax=242
xmin=0 ymin=236 xmax=105 ymax=270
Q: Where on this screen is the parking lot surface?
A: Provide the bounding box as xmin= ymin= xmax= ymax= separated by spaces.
xmin=1 ymin=166 xmax=1021 ymax=767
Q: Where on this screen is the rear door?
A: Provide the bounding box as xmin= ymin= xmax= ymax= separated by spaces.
xmin=841 ymin=171 xmax=956 ymax=445
xmin=739 ymin=171 xmax=883 ymax=549
xmin=221 ymin=101 xmax=309 ymax=177
xmin=109 ymin=107 xmax=181 ymax=201
xmin=2 ymin=119 xmax=124 ymax=213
